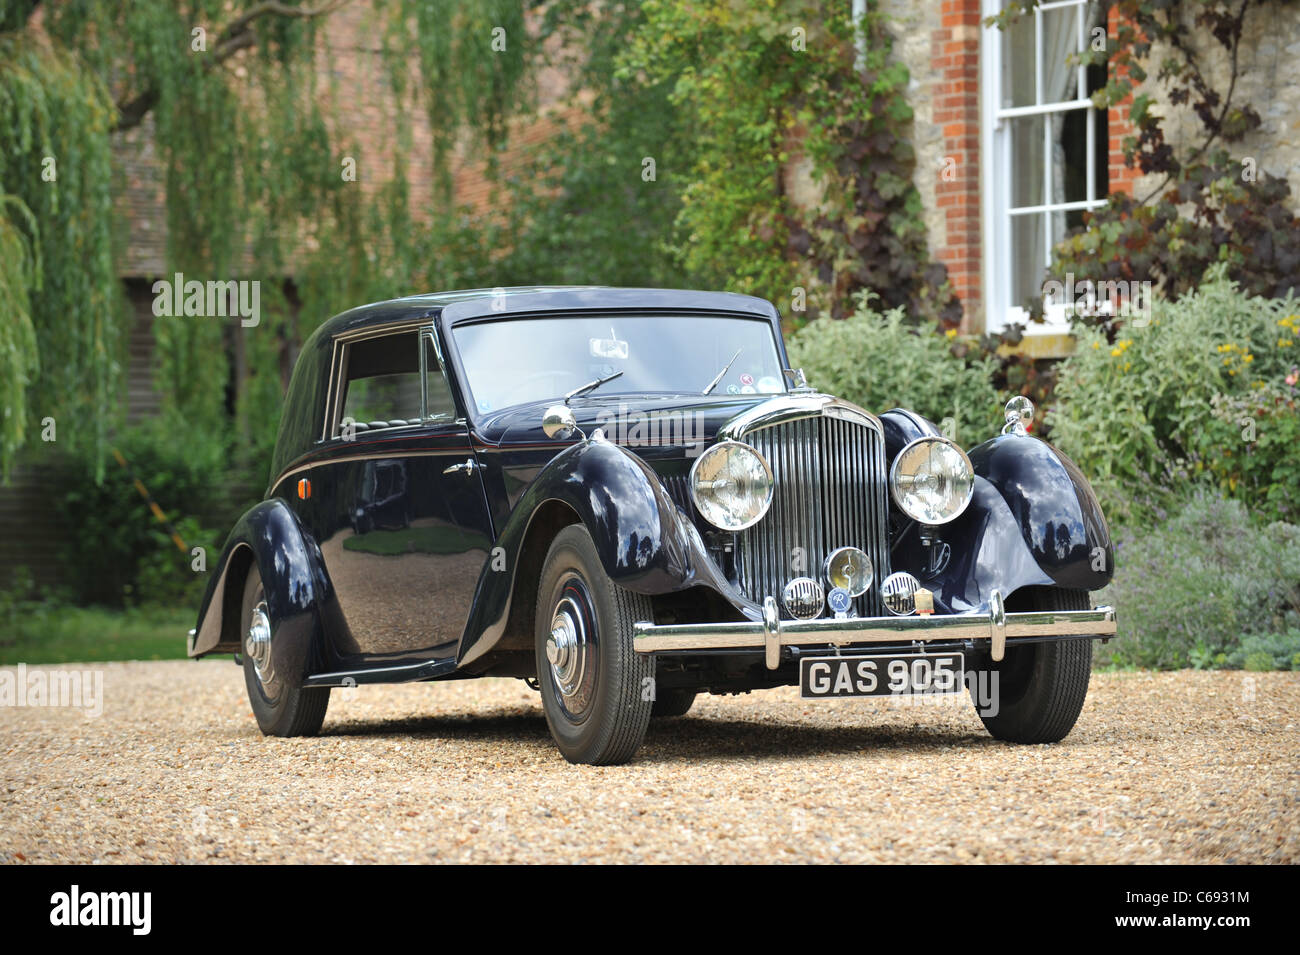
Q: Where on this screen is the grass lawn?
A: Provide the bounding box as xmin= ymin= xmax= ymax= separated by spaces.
xmin=0 ymin=604 xmax=198 ymax=665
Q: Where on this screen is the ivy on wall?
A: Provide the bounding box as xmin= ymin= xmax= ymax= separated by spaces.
xmin=621 ymin=0 xmax=960 ymax=324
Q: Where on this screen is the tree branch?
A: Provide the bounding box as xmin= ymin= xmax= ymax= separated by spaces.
xmin=110 ymin=0 xmax=351 ymax=132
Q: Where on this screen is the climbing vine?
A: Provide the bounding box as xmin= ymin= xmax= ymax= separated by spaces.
xmin=622 ymin=0 xmax=960 ymax=324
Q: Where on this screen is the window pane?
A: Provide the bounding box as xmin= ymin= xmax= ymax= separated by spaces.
xmin=1009 ymin=115 xmax=1046 ymax=210
xmin=423 ymin=335 xmax=457 ymax=420
xmin=1040 ymin=5 xmax=1083 ymax=104
xmin=1001 ymin=12 xmax=1037 ymax=107
xmin=1011 ymin=214 xmax=1050 ymax=312
xmin=340 ymin=332 xmax=420 ymax=428
xmin=344 ymin=374 xmax=420 ymax=425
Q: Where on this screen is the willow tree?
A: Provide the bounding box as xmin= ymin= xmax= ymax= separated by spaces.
xmin=0 ymin=0 xmax=529 ymax=477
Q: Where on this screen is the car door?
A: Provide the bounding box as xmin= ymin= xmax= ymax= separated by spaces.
xmin=309 ymin=326 xmax=494 ymax=666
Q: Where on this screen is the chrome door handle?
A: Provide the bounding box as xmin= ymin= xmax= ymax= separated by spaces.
xmin=442 ymin=457 xmax=478 ymax=476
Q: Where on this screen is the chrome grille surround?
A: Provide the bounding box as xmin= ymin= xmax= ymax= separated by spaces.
xmin=721 ymin=396 xmax=892 ymax=619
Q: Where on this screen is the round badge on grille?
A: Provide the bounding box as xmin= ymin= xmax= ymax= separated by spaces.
xmin=782 ymin=577 xmax=825 ymax=620
xmin=826 ymin=586 xmax=852 ymax=617
xmin=881 ymin=571 xmax=922 ymax=616
xmin=824 ymin=546 xmax=873 ymax=597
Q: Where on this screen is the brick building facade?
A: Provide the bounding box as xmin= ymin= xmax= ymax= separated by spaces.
xmin=884 ymin=0 xmax=1299 ymax=349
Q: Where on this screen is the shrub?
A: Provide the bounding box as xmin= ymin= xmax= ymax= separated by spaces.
xmin=1096 ymin=492 xmax=1300 ymax=670
xmin=1225 ymin=631 xmax=1300 ymax=672
xmin=787 ymin=295 xmax=1003 ymax=446
xmin=1048 ymin=270 xmax=1300 ymax=524
xmin=57 ymin=417 xmax=241 ymax=608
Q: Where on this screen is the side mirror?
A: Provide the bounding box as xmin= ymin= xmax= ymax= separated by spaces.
xmin=542 ymin=405 xmax=579 ymax=440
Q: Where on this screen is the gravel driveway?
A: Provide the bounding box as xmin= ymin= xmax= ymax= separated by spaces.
xmin=1 ymin=662 xmax=1296 ymax=863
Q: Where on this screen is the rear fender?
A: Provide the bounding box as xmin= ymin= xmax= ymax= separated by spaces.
xmin=189 ymin=500 xmax=336 ymax=681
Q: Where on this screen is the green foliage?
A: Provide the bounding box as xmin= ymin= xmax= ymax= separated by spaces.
xmin=1225 ymin=631 xmax=1300 ymax=672
xmin=1 ymin=0 xmax=535 ymax=476
xmin=0 ymin=602 xmax=194 ymax=664
xmin=1097 ymin=492 xmax=1300 ymax=670
xmin=623 ymin=0 xmax=958 ymax=323
xmin=0 ymin=30 xmax=122 ymax=477
xmin=500 ymin=0 xmax=684 ymax=287
xmin=0 ymin=194 xmax=40 ymax=478
xmin=787 ymin=294 xmax=1002 ymax=443
xmin=56 ymin=418 xmax=237 ymax=608
xmin=1047 ymin=270 xmax=1300 ymax=524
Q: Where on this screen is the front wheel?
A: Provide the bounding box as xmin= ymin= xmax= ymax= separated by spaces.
xmin=971 ymin=587 xmax=1092 ymax=744
xmin=534 ymin=525 xmax=655 ymax=764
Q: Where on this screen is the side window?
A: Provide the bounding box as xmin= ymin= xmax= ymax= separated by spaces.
xmin=338 ymin=332 xmax=421 ymax=433
xmin=423 ymin=332 xmax=457 ymax=421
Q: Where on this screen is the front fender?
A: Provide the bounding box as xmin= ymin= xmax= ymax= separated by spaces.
xmin=457 ymin=437 xmax=729 ymax=666
xmin=189 ymin=500 xmax=334 ymax=682
xmin=890 ymin=432 xmax=1113 ymax=613
xmin=968 ymin=433 xmax=1114 ymax=591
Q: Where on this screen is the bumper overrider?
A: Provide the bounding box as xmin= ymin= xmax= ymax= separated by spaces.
xmin=634 ymin=589 xmax=1117 ymax=670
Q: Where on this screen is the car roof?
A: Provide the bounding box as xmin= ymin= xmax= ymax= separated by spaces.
xmin=310 ymin=286 xmax=781 ymax=342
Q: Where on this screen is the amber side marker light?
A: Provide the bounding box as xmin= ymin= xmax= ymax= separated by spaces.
xmin=297 ymin=478 xmax=312 ymax=500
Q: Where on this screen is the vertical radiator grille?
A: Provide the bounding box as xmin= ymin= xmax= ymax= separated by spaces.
xmin=736 ymin=415 xmax=891 ymax=618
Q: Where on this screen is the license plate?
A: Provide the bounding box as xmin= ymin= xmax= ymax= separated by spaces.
xmin=799 ymin=652 xmax=965 ymax=699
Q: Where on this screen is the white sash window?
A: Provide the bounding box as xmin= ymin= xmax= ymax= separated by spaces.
xmin=981 ymin=0 xmax=1107 ymax=334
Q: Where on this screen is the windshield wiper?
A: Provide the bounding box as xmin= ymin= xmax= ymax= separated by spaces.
xmin=702 ymin=348 xmax=742 ymax=395
xmin=564 ymin=370 xmax=624 ymax=404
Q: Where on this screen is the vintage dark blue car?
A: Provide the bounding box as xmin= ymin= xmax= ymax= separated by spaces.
xmin=190 ymin=287 xmax=1117 ymax=764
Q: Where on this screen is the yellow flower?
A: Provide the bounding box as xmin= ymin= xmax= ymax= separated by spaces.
xmin=1243 ymin=353 xmax=1254 ymax=363
xmin=1091 ymin=341 xmax=1100 ymax=350
xmin=1112 ymin=348 xmax=1123 ymax=357
xmin=945 ymin=328 xmax=957 ymax=340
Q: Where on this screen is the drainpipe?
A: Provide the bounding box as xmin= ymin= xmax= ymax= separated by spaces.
xmin=853 ymin=0 xmax=868 ymax=72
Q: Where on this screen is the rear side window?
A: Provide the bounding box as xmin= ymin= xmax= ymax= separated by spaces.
xmin=331 ymin=329 xmax=459 ymax=437
xmin=340 ymin=333 xmax=421 ymax=430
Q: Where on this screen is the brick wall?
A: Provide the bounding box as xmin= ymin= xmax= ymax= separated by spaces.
xmin=930 ymin=0 xmax=984 ymax=330
xmin=1106 ymin=5 xmax=1141 ymax=197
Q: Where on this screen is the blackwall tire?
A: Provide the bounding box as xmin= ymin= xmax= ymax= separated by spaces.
xmin=972 ymin=587 xmax=1092 ymax=744
xmin=240 ymin=563 xmax=330 ymax=737
xmin=651 ymin=688 xmax=697 ymax=718
xmin=534 ymin=525 xmax=654 ymax=764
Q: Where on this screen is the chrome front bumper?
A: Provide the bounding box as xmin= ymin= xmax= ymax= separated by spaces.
xmin=633 ymin=590 xmax=1117 ymax=670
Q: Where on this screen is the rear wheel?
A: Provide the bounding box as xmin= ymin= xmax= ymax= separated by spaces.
xmin=651 ymin=688 xmax=697 ymax=718
xmin=241 ymin=564 xmax=330 ymax=737
xmin=971 ymin=587 xmax=1092 ymax=744
xmin=534 ymin=525 xmax=654 ymax=764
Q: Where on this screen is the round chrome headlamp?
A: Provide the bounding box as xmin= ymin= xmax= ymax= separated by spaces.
xmin=889 ymin=436 xmax=974 ymax=525
xmin=688 ymin=440 xmax=774 ymax=531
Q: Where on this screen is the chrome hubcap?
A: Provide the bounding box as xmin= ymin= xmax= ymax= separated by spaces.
xmin=245 ymin=601 xmax=280 ymax=696
xmin=545 ymin=587 xmax=596 ymax=718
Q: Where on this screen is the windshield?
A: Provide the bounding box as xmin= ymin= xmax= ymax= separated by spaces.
xmin=452 ymin=314 xmax=786 ymax=414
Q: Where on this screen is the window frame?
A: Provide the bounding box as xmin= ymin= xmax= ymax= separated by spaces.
xmin=981 ymin=0 xmax=1107 ymax=335
xmin=321 ymin=322 xmax=461 ymax=442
